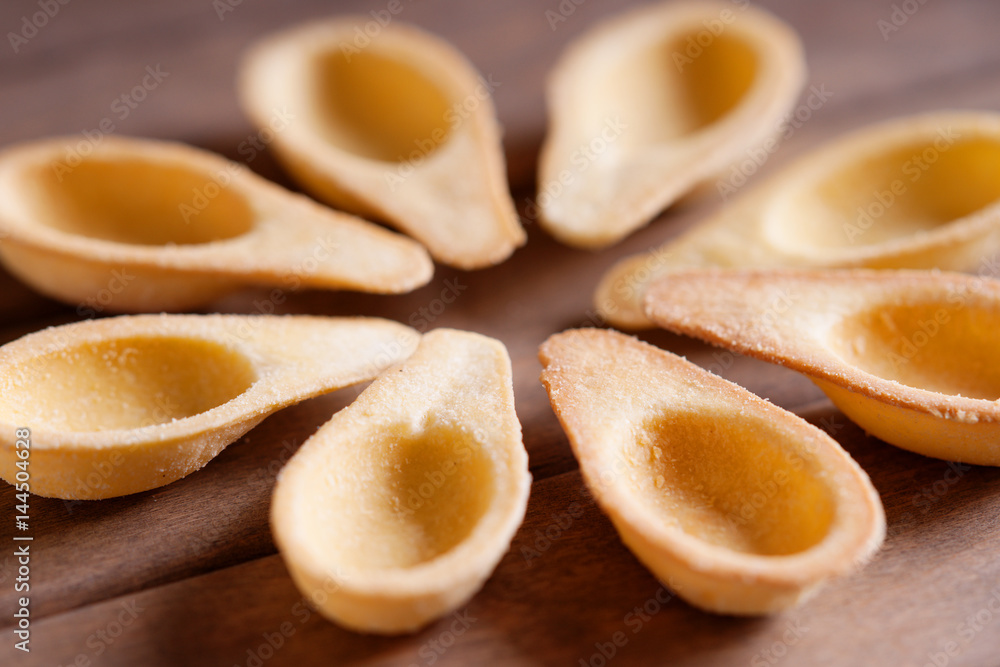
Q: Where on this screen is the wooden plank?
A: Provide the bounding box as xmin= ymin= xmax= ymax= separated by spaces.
xmin=7 ymin=429 xmax=1000 ymax=667
xmin=1 ymin=0 xmax=1000 ymax=664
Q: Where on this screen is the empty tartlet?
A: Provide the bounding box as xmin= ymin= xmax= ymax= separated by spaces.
xmin=0 ymin=314 xmax=418 ymax=498
xmin=271 ymin=329 xmax=530 ymax=634
xmin=645 ymin=269 xmax=1000 ymax=465
xmin=539 ymin=328 xmax=885 ymax=615
xmin=598 ymin=111 xmax=1000 ymax=328
xmin=239 ymin=18 xmax=525 ymax=269
xmin=538 ymin=0 xmax=805 ymax=248
xmin=0 ymin=136 xmax=432 ymax=312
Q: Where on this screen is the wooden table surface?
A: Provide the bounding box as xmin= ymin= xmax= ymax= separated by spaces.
xmin=2 ymin=0 xmax=1000 ymax=665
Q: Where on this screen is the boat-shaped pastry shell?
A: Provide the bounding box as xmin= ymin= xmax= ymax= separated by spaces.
xmin=539 ymin=328 xmax=884 ymax=614
xmin=240 ymin=19 xmax=525 ymax=269
xmin=0 ymin=136 xmax=432 ymax=312
xmin=645 ymin=269 xmax=1000 ymax=465
xmin=539 ymin=1 xmax=805 ymax=248
xmin=0 ymin=314 xmax=417 ymax=498
xmin=272 ymin=329 xmax=530 ymax=633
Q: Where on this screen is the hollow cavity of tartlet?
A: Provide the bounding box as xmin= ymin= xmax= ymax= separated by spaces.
xmin=829 ymin=298 xmax=1000 ymax=400
xmin=309 ymin=49 xmax=452 ymax=163
xmin=771 ymin=137 xmax=1000 ymax=253
xmin=583 ymin=28 xmax=756 ymax=152
xmin=0 ymin=336 xmax=258 ymax=431
xmin=622 ymin=409 xmax=834 ymax=556
xmin=23 ymin=158 xmax=254 ymax=245
xmin=302 ymin=420 xmax=495 ymax=573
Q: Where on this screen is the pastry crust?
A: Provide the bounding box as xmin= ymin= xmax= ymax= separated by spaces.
xmin=645 ymin=268 xmax=1000 ymax=464
xmin=239 ymin=18 xmax=525 ymax=269
xmin=539 ymin=1 xmax=805 ymax=248
xmin=271 ymin=329 xmax=531 ymax=634
xmin=0 ymin=314 xmax=418 ymax=498
xmin=539 ymin=328 xmax=885 ymax=615
xmin=0 ymin=136 xmax=433 ymax=311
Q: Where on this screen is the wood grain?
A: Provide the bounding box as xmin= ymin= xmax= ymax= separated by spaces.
xmin=1 ymin=0 xmax=1000 ymax=665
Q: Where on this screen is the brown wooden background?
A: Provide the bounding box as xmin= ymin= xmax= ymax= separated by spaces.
xmin=2 ymin=0 xmax=1000 ymax=665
